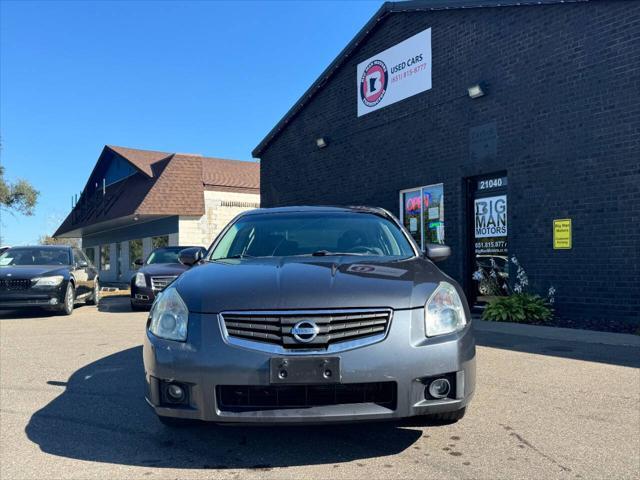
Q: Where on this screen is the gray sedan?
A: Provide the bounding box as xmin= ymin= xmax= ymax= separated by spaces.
xmin=143 ymin=206 xmax=475 ymax=426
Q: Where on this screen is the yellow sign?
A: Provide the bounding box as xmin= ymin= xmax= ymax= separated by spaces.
xmin=553 ymin=219 xmax=572 ymax=249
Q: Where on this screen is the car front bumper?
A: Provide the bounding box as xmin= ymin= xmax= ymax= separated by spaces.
xmin=130 ymin=284 xmax=156 ymax=307
xmin=0 ymin=284 xmax=67 ymax=309
xmin=143 ymin=308 xmax=476 ymax=424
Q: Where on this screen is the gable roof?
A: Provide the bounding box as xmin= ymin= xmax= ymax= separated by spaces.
xmin=202 ymin=156 xmax=261 ymax=191
xmin=54 ymin=146 xmax=259 ymax=237
xmin=251 ymin=0 xmax=589 ymax=158
xmin=106 ymin=145 xmax=172 ymax=177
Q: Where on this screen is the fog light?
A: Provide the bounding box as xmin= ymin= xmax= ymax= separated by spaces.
xmin=428 ymin=378 xmax=451 ymax=399
xmin=49 ymin=298 xmax=58 ymax=305
xmin=167 ymin=384 xmax=184 ymax=400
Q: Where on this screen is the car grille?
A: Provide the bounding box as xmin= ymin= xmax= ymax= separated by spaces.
xmin=217 ymin=382 xmax=396 ymax=411
xmin=150 ymin=276 xmax=177 ymax=291
xmin=0 ymin=279 xmax=31 ymax=291
xmin=220 ymin=309 xmax=392 ymax=350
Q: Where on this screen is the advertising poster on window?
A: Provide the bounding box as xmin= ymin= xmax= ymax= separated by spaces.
xmin=357 ymin=28 xmax=432 ymax=117
xmin=474 ymin=195 xmax=507 ymax=255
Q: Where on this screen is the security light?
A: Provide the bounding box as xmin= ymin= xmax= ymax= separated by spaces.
xmin=316 ymin=137 xmax=328 ymax=149
xmin=467 ymin=83 xmax=486 ymax=99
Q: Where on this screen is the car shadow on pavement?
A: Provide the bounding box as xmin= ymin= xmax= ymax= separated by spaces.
xmin=0 ymin=304 xmax=92 ymax=320
xmin=25 ymin=346 xmax=423 ymax=469
xmin=474 ymin=329 xmax=640 ymax=369
xmin=97 ymin=296 xmax=139 ymax=314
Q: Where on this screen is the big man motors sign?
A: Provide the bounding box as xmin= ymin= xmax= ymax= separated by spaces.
xmin=357 ymin=28 xmax=432 ymax=117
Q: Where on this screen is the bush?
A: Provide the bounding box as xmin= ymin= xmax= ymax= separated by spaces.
xmin=482 ymin=293 xmax=553 ymax=324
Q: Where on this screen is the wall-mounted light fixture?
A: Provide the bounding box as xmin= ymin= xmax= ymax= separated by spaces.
xmin=467 ymin=83 xmax=486 ymax=99
xmin=316 ymin=137 xmax=328 ymax=149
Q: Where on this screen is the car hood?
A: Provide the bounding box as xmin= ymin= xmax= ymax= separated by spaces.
xmin=174 ymin=256 xmax=450 ymax=312
xmin=139 ymin=263 xmax=189 ymax=277
xmin=0 ymin=265 xmax=69 ymax=279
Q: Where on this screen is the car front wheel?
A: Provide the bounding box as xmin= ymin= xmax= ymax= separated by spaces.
xmin=61 ymin=283 xmax=75 ymax=315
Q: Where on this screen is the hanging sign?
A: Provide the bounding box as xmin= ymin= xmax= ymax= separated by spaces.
xmin=357 ymin=28 xmax=432 ymax=117
xmin=553 ymin=219 xmax=572 ymax=249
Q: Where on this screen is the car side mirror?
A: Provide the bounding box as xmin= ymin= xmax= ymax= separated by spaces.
xmin=134 ymin=259 xmax=144 ymax=266
xmin=77 ymin=260 xmax=88 ymax=268
xmin=424 ymin=243 xmax=451 ymax=262
xmin=179 ymin=247 xmax=204 ymax=266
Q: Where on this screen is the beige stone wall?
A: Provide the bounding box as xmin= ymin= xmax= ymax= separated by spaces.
xmin=178 ymin=190 xmax=260 ymax=247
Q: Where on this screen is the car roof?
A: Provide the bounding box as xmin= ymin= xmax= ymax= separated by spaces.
xmin=9 ymin=245 xmax=71 ymax=250
xmin=239 ymin=205 xmax=391 ymax=217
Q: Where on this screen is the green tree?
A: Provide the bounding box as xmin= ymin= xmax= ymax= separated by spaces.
xmin=38 ymin=235 xmax=80 ymax=248
xmin=0 ymin=165 xmax=39 ymax=216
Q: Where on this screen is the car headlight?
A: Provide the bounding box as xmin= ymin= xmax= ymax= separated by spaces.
xmin=425 ymin=282 xmax=467 ymax=337
xmin=32 ymin=275 xmax=64 ymax=288
xmin=135 ymin=272 xmax=147 ymax=288
xmin=148 ymin=288 xmax=188 ymax=341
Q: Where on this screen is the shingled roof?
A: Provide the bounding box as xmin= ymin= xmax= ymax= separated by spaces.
xmin=54 ymin=145 xmax=259 ymax=237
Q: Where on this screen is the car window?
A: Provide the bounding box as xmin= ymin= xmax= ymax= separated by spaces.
xmin=73 ymin=248 xmax=91 ymax=266
xmin=146 ymin=249 xmax=182 ymax=265
xmin=0 ymin=248 xmax=71 ymax=266
xmin=210 ymin=212 xmax=415 ymax=259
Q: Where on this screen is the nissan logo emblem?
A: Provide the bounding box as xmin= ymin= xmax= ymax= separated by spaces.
xmin=290 ymin=320 xmax=320 ymax=343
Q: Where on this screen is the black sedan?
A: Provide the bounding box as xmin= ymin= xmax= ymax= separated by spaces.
xmin=0 ymin=245 xmax=99 ymax=315
xmin=130 ymin=246 xmax=206 ymax=311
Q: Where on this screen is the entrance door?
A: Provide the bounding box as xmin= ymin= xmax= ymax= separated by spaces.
xmin=400 ymin=184 xmax=445 ymax=250
xmin=467 ymin=173 xmax=508 ymax=305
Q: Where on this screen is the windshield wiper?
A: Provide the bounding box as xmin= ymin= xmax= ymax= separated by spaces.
xmin=311 ymin=250 xmax=367 ymax=257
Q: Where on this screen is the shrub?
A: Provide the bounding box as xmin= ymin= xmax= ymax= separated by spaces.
xmin=482 ymin=293 xmax=553 ymax=324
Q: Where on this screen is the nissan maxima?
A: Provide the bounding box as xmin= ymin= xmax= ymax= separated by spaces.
xmin=143 ymin=206 xmax=475 ymax=426
xmin=0 ymin=245 xmax=99 ymax=315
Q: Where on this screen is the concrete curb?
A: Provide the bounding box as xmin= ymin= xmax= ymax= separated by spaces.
xmin=473 ymin=319 xmax=640 ymax=347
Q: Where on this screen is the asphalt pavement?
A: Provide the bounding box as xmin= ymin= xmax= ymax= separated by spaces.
xmin=1 ymin=297 xmax=638 ymax=479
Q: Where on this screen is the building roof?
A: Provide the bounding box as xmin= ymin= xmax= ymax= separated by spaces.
xmin=251 ymin=0 xmax=589 ymax=157
xmin=54 ymin=146 xmax=259 ymax=237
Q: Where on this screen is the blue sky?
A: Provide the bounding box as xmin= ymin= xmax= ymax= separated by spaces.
xmin=0 ymin=0 xmax=381 ymax=245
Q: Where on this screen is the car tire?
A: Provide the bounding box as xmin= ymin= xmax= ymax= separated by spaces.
xmin=61 ymin=283 xmax=75 ymax=316
xmin=86 ymin=279 xmax=100 ymax=306
xmin=157 ymin=415 xmax=198 ymax=428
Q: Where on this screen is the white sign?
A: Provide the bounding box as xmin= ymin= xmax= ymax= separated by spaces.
xmin=409 ymin=217 xmax=418 ymax=232
xmin=357 ymin=28 xmax=432 ymax=117
xmin=474 ymin=195 xmax=507 ymax=238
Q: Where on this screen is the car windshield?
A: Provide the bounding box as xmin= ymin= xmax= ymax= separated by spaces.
xmin=0 ymin=248 xmax=71 ymax=266
xmin=210 ymin=211 xmax=416 ymax=260
xmin=146 ymin=248 xmax=183 ymax=265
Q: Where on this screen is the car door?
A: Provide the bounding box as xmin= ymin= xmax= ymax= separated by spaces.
xmin=72 ymin=248 xmax=90 ymax=297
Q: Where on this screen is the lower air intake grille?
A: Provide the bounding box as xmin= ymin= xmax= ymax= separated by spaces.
xmin=0 ymin=279 xmax=31 ymax=291
xmin=217 ymin=382 xmax=396 ymax=411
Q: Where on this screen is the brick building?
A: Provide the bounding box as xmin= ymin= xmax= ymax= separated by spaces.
xmin=253 ymin=0 xmax=639 ymax=329
xmin=55 ymin=145 xmax=259 ymax=284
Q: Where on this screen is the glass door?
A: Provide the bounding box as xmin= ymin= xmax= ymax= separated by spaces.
xmin=400 ymin=184 xmax=445 ymax=250
xmin=401 ymin=189 xmax=423 ymax=246
xmin=467 ymin=173 xmax=508 ymax=305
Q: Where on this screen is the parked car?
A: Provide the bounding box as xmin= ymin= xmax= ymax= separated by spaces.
xmin=143 ymin=206 xmax=475 ymax=426
xmin=130 ymin=246 xmax=206 ymax=311
xmin=0 ymin=245 xmax=99 ymax=315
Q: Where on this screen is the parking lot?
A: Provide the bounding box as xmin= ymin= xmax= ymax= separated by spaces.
xmin=1 ymin=297 xmax=638 ymax=480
